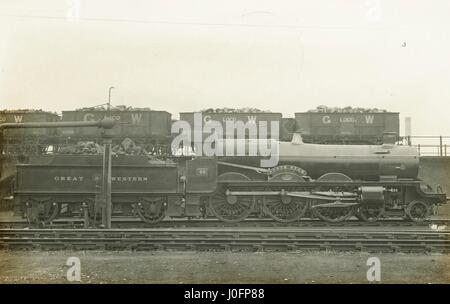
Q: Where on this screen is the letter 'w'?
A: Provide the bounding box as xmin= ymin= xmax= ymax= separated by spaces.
xmin=365 ymin=115 xmax=374 ymax=124
xmin=131 ymin=113 xmax=142 ymax=124
xmin=247 ymin=116 xmax=257 ymax=124
xmin=14 ymin=115 xmax=23 ymax=123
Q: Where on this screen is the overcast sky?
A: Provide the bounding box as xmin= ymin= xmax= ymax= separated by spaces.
xmin=0 ymin=0 xmax=449 ymax=135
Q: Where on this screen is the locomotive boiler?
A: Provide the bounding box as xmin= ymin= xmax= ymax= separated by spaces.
xmin=216 ymin=134 xmax=418 ymax=181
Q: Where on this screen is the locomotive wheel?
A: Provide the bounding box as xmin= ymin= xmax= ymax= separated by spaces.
xmin=263 ymin=193 xmax=308 ymax=222
xmin=405 ymin=201 xmax=430 ymax=222
xmin=312 ymin=203 xmax=355 ymax=222
xmin=210 ymin=188 xmax=255 ymax=223
xmin=263 ymin=172 xmax=308 ymax=222
xmin=135 ymin=197 xmax=166 ymax=224
xmin=25 ymin=198 xmax=60 ymax=224
xmin=312 ymin=172 xmax=355 ymax=222
xmin=209 ymin=173 xmax=255 ymax=223
xmin=357 ymin=204 xmax=384 ymax=222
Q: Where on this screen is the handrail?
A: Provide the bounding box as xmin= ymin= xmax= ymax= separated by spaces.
xmin=402 ymin=135 xmax=450 ymax=157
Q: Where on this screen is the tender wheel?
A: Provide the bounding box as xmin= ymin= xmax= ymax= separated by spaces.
xmin=135 ymin=197 xmax=166 ymax=224
xmin=357 ymin=204 xmax=384 ymax=222
xmin=25 ymin=198 xmax=60 ymax=224
xmin=405 ymin=201 xmax=430 ymax=222
xmin=263 ymin=192 xmax=308 ymax=222
xmin=312 ymin=203 xmax=355 ymax=223
xmin=210 ymin=188 xmax=255 ymax=223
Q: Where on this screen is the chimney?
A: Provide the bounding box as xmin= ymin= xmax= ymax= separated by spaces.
xmin=405 ymin=117 xmax=412 ymax=137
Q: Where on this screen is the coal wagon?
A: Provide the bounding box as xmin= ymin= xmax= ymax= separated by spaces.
xmin=60 ymin=108 xmax=172 ymax=153
xmin=294 ymin=111 xmax=400 ymax=144
xmin=0 ymin=110 xmax=60 ymax=154
xmin=178 ymin=111 xmax=284 ymax=144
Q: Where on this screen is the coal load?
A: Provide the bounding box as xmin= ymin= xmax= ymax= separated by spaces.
xmin=59 ymin=138 xmax=149 ymax=156
xmin=200 ymin=107 xmax=271 ymax=113
xmin=308 ymin=106 xmax=387 ymax=113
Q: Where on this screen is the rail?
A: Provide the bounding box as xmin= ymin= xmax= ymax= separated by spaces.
xmin=1 ymin=227 xmax=448 ymax=252
xmin=403 ymin=136 xmax=450 ymax=157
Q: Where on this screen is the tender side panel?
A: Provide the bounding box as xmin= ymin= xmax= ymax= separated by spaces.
xmin=16 ymin=164 xmax=178 ymax=194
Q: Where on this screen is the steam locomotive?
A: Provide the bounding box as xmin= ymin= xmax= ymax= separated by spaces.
xmin=14 ymin=134 xmax=446 ymax=225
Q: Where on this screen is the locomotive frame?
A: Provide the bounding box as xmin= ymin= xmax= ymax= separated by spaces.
xmin=211 ymin=174 xmax=445 ymax=223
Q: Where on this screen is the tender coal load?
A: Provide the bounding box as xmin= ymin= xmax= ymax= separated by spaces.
xmin=58 ymin=138 xmax=149 ymax=156
xmin=112 ymin=138 xmax=148 ymax=155
xmin=58 ymin=141 xmax=103 ymax=154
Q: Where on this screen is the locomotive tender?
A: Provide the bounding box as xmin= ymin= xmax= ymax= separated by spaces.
xmin=14 ymin=135 xmax=446 ymax=224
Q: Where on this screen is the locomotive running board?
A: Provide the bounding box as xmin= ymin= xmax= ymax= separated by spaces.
xmin=227 ymin=190 xmax=357 ymax=201
xmin=217 ymin=161 xmax=269 ymax=174
xmin=309 ymin=202 xmax=360 ymax=208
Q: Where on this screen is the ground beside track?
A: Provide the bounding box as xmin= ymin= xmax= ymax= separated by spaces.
xmin=0 ymin=250 xmax=448 ymax=284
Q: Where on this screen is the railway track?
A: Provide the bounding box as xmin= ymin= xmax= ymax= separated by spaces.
xmin=0 ymin=217 xmax=448 ymax=229
xmin=0 ymin=227 xmax=448 ymax=253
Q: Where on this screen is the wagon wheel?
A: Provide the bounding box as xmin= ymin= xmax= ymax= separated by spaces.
xmin=356 ymin=204 xmax=385 ymax=222
xmin=25 ymin=198 xmax=60 ymax=224
xmin=135 ymin=197 xmax=167 ymax=224
xmin=311 ymin=172 xmax=355 ymax=223
xmin=405 ymin=201 xmax=430 ymax=223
